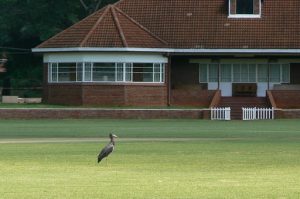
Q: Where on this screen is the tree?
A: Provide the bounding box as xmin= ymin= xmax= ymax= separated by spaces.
xmin=80 ymin=0 xmax=118 ymax=14
xmin=0 ymin=0 xmax=117 ymax=97
xmin=80 ymin=0 xmax=103 ymax=14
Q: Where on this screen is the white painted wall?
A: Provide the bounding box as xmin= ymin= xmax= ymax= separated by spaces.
xmin=210 ymin=82 xmax=278 ymax=97
xmin=208 ymin=83 xmax=218 ymax=90
xmin=257 ymin=83 xmax=268 ymax=97
xmin=208 ymin=83 xmax=232 ymax=97
xmin=220 ymin=83 xmax=232 ymax=97
xmin=44 ymin=52 xmax=168 ymax=63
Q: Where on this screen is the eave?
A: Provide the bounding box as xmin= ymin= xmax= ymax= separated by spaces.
xmin=32 ymin=47 xmax=300 ymax=55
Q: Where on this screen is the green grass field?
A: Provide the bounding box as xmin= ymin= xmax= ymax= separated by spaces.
xmin=0 ymin=119 xmax=300 ymax=198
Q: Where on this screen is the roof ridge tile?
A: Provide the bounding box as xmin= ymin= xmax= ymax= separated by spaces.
xmin=111 ymin=6 xmax=128 ymax=47
xmin=80 ymin=5 xmax=111 ymax=47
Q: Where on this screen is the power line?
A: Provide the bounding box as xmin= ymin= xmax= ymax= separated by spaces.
xmin=5 ymin=52 xmax=33 ymax=55
xmin=0 ymin=47 xmax=31 ymax=51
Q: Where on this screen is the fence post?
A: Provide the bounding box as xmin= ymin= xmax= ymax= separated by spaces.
xmin=242 ymin=107 xmax=274 ymax=120
xmin=211 ymin=107 xmax=231 ymax=120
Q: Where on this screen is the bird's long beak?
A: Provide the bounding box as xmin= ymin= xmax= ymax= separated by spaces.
xmin=112 ymin=134 xmax=118 ymax=138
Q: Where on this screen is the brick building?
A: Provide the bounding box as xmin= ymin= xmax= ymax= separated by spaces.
xmin=33 ymin=0 xmax=300 ymax=108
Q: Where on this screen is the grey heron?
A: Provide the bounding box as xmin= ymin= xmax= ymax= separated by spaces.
xmin=97 ymin=133 xmax=118 ymax=163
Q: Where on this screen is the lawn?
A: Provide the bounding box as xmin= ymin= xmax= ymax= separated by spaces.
xmin=0 ymin=119 xmax=300 ymax=198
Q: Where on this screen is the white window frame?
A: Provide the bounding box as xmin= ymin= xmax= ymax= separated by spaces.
xmin=228 ymin=0 xmax=262 ymax=19
xmin=48 ymin=62 xmax=165 ymax=84
xmin=130 ymin=63 xmax=165 ymax=83
xmin=48 ymin=63 xmax=58 ymax=83
xmin=198 ymin=63 xmax=290 ymax=84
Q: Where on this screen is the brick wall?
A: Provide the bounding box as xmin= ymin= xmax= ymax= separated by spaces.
xmin=82 ymin=84 xmax=125 ymax=106
xmin=43 ymin=63 xmax=169 ymax=106
xmin=275 ymin=109 xmax=300 ymax=119
xmin=46 ymin=84 xmax=83 ymax=105
xmin=171 ymin=85 xmax=215 ymax=107
xmin=0 ymin=109 xmax=205 ymax=119
xmin=125 ymin=84 xmax=167 ymax=106
xmin=1 ymin=108 xmax=299 ymax=119
xmin=44 ymin=84 xmax=168 ymax=106
xmin=270 ymin=90 xmax=300 ymax=108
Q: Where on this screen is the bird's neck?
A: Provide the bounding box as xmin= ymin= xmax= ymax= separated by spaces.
xmin=110 ymin=138 xmax=115 ymax=145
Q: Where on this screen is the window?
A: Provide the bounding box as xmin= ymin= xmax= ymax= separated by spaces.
xmin=49 ymin=63 xmax=77 ymax=82
xmin=93 ymin=63 xmax=115 ymax=82
xmin=229 ymin=0 xmax=261 ymax=18
xmin=257 ymin=64 xmax=268 ymax=82
xmin=131 ymin=63 xmax=164 ymax=83
xmin=48 ymin=62 xmax=165 ymax=83
xmin=199 ymin=64 xmax=208 ymax=82
xmin=269 ymin=64 xmax=280 ymax=82
xmin=48 ymin=63 xmax=58 ymax=82
xmin=198 ymin=63 xmax=290 ymax=84
xmin=233 ymin=64 xmax=256 ymax=82
xmin=220 ymin=64 xmax=232 ymax=82
xmin=199 ymin=64 xmax=218 ymax=83
xmin=209 ymin=64 xmax=219 ymax=82
xmin=281 ymin=64 xmax=290 ymax=83
xmin=269 ymin=64 xmax=290 ymax=83
xmin=116 ymin=63 xmax=124 ymax=82
xmin=237 ymin=0 xmax=253 ymax=14
xmin=76 ymin=63 xmax=83 ymax=82
xmin=84 ymin=63 xmax=92 ymax=82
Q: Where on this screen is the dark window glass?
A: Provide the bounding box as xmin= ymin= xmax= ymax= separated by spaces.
xmin=236 ymin=0 xmax=253 ymax=14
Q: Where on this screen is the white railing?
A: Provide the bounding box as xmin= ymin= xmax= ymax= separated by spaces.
xmin=242 ymin=107 xmax=274 ymax=120
xmin=211 ymin=107 xmax=231 ymax=120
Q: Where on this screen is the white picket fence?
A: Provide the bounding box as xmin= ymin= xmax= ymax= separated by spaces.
xmin=211 ymin=107 xmax=231 ymax=120
xmin=242 ymin=107 xmax=274 ymax=120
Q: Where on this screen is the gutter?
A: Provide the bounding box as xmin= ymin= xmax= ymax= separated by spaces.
xmin=32 ymin=47 xmax=300 ymax=55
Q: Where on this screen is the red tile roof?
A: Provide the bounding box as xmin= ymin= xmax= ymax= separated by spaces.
xmin=37 ymin=5 xmax=167 ymax=48
xmin=37 ymin=0 xmax=300 ymax=49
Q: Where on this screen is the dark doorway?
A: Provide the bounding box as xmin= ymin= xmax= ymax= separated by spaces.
xmin=171 ymin=58 xmax=199 ymax=88
xmin=290 ymin=63 xmax=300 ymax=84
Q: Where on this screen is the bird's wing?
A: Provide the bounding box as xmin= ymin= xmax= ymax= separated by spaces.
xmin=98 ymin=143 xmax=114 ymax=162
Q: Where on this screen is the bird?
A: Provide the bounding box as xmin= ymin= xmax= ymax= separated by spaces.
xmin=97 ymin=133 xmax=118 ymax=163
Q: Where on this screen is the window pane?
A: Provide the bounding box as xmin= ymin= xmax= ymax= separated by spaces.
xmin=249 ymin=64 xmax=256 ymax=82
xmin=58 ymin=63 xmax=76 ymax=82
xmin=270 ymin=64 xmax=280 ymax=82
xmin=84 ymin=63 xmax=92 ymax=82
xmin=220 ymin=64 xmax=232 ymax=82
xmin=237 ymin=0 xmax=253 ymax=14
xmin=154 ymin=63 xmax=163 ymax=82
xmin=93 ymin=63 xmax=115 ymax=82
xmin=208 ymin=64 xmax=218 ymax=82
xmin=281 ymin=64 xmax=290 ymax=83
xmin=77 ymin=63 xmax=83 ymax=82
xmin=116 ymin=63 xmax=124 ymax=82
xmin=132 ymin=63 xmax=153 ymax=82
xmin=161 ymin=64 xmax=165 ymax=83
xmin=48 ymin=64 xmax=51 ymax=82
xmin=50 ymin=63 xmax=58 ymax=82
xmin=240 ymin=64 xmax=249 ymax=82
xmin=125 ymin=63 xmax=132 ymax=82
xmin=257 ymin=64 xmax=268 ymax=82
xmin=199 ymin=64 xmax=208 ymax=82
xmin=233 ymin=64 xmax=241 ymax=82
